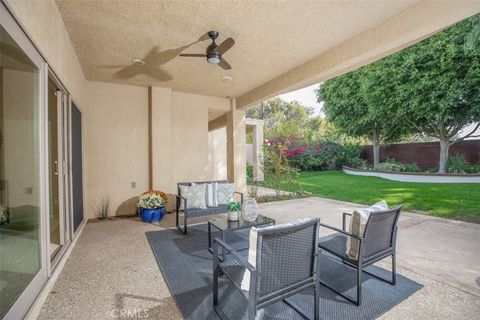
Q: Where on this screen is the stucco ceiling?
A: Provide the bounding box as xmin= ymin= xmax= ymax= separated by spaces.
xmin=55 ymin=0 xmax=417 ymax=98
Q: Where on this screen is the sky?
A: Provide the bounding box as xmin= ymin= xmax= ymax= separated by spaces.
xmin=278 ymin=84 xmax=479 ymax=139
xmin=279 ymin=84 xmax=324 ymax=116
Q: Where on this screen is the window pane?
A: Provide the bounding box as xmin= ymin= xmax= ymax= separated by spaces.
xmin=0 ymin=25 xmax=41 ymax=318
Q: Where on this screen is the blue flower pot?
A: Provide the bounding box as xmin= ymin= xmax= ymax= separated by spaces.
xmin=139 ymin=208 xmax=166 ymax=223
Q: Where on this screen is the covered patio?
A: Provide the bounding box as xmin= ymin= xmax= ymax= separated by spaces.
xmin=35 ymin=198 xmax=479 ymax=319
xmin=1 ymin=0 xmax=480 ymax=319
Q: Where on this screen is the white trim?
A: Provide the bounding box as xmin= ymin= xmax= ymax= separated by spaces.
xmin=48 ymin=77 xmax=72 ymax=273
xmin=1 ymin=2 xmax=50 ymax=319
xmin=24 ymin=219 xmax=87 ymax=320
xmin=343 ymin=167 xmax=480 ymax=183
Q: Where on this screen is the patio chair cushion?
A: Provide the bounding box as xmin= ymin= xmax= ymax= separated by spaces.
xmin=240 ymin=217 xmax=315 ymax=291
xmin=206 ymin=182 xmax=218 ymax=207
xmin=192 ymin=182 xmax=218 ymax=207
xmin=178 ymin=184 xmax=207 ymax=210
xmin=346 ymin=200 xmax=389 ymax=260
xmin=217 ymin=183 xmax=235 ymax=205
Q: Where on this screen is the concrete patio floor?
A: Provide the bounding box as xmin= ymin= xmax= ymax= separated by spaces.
xmin=36 ymin=197 xmax=480 ymax=320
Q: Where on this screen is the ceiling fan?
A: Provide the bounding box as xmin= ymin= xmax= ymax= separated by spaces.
xmin=180 ymin=31 xmax=235 ymax=70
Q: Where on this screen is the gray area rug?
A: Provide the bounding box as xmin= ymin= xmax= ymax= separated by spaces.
xmin=146 ymin=224 xmax=422 ymax=320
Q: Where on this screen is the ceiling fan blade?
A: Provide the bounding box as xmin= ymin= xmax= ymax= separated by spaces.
xmin=213 ymin=38 xmax=235 ymax=55
xmin=114 ymin=65 xmax=143 ymax=79
xmin=198 ymin=32 xmax=210 ymax=42
xmin=144 ymin=67 xmax=173 ymax=82
xmin=218 ymin=57 xmax=232 ymax=70
xmin=179 ymin=53 xmax=207 ymax=57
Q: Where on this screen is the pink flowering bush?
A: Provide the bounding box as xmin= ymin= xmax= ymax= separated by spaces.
xmin=265 ymin=135 xmax=362 ymax=171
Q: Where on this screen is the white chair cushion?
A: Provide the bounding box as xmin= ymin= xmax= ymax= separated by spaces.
xmin=240 ymin=217 xmax=315 ymax=291
xmin=217 ymin=183 xmax=235 ymax=205
xmin=178 ymin=184 xmax=207 ymax=210
xmin=346 ymin=200 xmax=389 ymax=260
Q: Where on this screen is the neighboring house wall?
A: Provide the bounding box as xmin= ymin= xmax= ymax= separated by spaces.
xmin=362 ymin=140 xmax=480 ymax=170
xmin=246 ymin=144 xmax=253 ymax=165
xmin=208 ymin=128 xmax=227 ymax=181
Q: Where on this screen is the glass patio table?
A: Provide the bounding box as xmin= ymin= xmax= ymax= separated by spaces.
xmin=208 ymin=214 xmax=276 ymax=260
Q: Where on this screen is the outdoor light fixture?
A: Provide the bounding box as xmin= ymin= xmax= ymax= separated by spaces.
xmin=131 ymin=58 xmax=145 ymax=65
xmin=207 ymin=52 xmax=221 ymax=64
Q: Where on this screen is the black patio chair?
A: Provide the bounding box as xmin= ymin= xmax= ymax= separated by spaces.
xmin=317 ymin=205 xmax=402 ymax=306
xmin=213 ymin=218 xmax=320 ymax=320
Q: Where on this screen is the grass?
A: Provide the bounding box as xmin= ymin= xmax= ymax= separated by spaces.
xmin=296 ymin=171 xmax=480 ymax=222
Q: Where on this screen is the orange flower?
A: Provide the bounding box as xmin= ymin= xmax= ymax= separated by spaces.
xmin=141 ymin=190 xmax=168 ymax=204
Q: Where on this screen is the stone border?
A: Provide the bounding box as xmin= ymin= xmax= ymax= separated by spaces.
xmin=342 ymin=166 xmax=480 ymax=183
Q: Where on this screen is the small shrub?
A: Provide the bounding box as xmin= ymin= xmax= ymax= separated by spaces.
xmin=426 ymin=167 xmax=439 ymax=173
xmin=97 ymin=197 xmax=110 ymax=219
xmin=263 ymin=141 xmax=301 ymax=199
xmin=446 ymin=154 xmax=470 ymax=173
xmin=265 ymin=135 xmax=363 ymax=171
xmin=402 ymin=163 xmax=421 ymax=173
xmin=376 ymin=159 xmax=404 ymax=172
xmin=466 ymin=163 xmax=480 ymax=174
xmin=336 ymin=144 xmax=364 ymax=168
xmin=246 ymin=164 xmax=254 ymax=183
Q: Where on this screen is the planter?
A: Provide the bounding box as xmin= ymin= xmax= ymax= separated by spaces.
xmin=227 ymin=210 xmax=240 ymax=221
xmin=139 ymin=207 xmax=166 ymax=223
xmin=342 ymin=166 xmax=480 ymax=183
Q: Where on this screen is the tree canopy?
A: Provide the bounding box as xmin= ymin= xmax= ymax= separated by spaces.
xmin=246 ymin=97 xmax=322 ymax=141
xmin=317 ymin=14 xmax=480 ymax=172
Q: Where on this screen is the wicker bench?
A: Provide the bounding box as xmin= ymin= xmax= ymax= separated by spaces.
xmin=175 ymin=180 xmax=244 ymax=234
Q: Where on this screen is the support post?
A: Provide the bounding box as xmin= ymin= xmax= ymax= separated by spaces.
xmin=226 ymin=98 xmax=247 ymax=194
xmin=251 ymin=121 xmax=264 ymax=181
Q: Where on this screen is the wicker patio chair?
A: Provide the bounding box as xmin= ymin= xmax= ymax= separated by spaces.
xmin=317 ymin=205 xmax=402 ymax=306
xmin=213 ymin=217 xmax=320 ymax=320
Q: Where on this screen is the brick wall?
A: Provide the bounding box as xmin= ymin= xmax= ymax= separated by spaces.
xmin=362 ymin=140 xmax=480 ymax=170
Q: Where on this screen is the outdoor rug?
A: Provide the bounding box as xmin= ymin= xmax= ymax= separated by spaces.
xmin=146 ymin=224 xmax=422 ymax=320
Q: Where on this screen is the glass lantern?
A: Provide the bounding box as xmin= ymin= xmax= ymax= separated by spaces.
xmin=242 ymin=198 xmax=259 ymax=222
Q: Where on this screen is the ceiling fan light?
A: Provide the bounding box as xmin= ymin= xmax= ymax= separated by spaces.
xmin=132 ymin=58 xmax=145 ymax=65
xmin=207 ymin=52 xmax=220 ymax=64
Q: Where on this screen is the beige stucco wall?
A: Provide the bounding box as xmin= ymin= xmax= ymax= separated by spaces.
xmin=83 ymin=81 xmax=149 ymax=217
xmin=151 ymin=90 xmax=229 ymax=210
xmin=208 ymin=128 xmax=227 ymax=181
xmin=4 ymin=0 xmax=87 ymax=108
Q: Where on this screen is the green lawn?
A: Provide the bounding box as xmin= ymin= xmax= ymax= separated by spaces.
xmin=296 ymin=171 xmax=480 ymax=222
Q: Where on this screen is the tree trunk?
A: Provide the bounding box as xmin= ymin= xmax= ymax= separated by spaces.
xmin=438 ymin=138 xmax=450 ymax=174
xmin=372 ymin=129 xmax=381 ymax=169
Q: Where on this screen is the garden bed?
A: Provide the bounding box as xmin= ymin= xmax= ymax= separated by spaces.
xmin=342 ymin=166 xmax=480 ymax=183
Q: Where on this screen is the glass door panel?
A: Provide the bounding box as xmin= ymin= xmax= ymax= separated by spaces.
xmin=0 ymin=24 xmax=42 ymax=318
xmin=47 ymin=82 xmax=61 ymax=258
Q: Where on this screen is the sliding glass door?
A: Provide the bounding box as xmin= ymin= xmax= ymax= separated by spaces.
xmin=0 ymin=3 xmax=48 ymax=319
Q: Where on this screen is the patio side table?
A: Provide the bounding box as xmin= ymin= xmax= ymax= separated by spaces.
xmin=207 ymin=215 xmax=275 ymax=260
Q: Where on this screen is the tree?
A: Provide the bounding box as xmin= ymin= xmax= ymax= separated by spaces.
xmin=392 ymin=14 xmax=480 ymax=173
xmin=317 ymin=67 xmax=407 ymax=168
xmin=246 ymin=97 xmax=322 ymax=141
xmin=318 ymin=14 xmax=480 ymax=173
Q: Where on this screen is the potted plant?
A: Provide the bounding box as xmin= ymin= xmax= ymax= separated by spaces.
xmin=137 ymin=190 xmax=168 ymax=223
xmin=227 ymin=201 xmax=241 ymax=222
